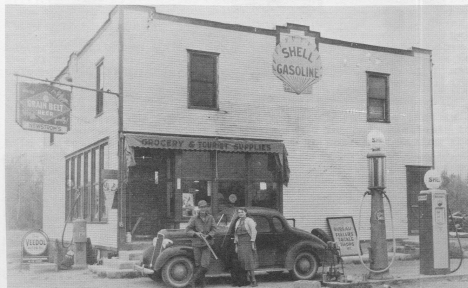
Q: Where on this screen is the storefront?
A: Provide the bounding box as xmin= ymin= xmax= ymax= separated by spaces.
xmin=124 ymin=133 xmax=289 ymax=238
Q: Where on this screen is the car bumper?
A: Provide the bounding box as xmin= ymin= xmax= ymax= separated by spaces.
xmin=134 ymin=264 xmax=155 ymax=275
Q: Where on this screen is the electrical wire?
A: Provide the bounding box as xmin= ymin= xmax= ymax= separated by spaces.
xmin=357 ymin=191 xmax=397 ymax=273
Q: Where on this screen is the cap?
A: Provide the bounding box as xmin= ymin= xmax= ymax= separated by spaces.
xmin=198 ymin=200 xmax=208 ymax=207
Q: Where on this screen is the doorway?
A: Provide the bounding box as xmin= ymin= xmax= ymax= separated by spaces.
xmin=127 ymin=149 xmax=170 ymax=239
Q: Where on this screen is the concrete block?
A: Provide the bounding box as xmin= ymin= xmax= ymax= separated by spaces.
xmin=102 ymin=258 xmax=138 ymax=269
xmin=293 ymin=280 xmax=321 ymax=288
xmin=30 ymin=263 xmax=58 ymax=273
xmin=88 ymin=264 xmax=141 ymax=278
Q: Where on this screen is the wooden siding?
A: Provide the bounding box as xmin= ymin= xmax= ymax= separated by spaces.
xmin=42 ymin=11 xmax=121 ymax=249
xmin=122 ymin=9 xmax=432 ymax=240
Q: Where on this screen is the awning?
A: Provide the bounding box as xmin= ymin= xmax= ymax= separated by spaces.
xmin=124 ymin=133 xmax=290 ymax=186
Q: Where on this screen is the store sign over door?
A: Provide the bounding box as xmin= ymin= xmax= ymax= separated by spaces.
xmin=272 ymin=36 xmax=323 ymax=95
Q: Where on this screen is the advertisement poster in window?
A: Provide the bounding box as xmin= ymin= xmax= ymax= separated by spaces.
xmin=183 ymin=193 xmax=194 ymax=217
xmin=327 ymin=216 xmax=361 ymax=256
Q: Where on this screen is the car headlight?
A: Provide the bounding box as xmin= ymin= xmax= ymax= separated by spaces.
xmin=162 ymin=238 xmax=173 ymax=249
xmin=152 ymin=237 xmax=158 ymax=246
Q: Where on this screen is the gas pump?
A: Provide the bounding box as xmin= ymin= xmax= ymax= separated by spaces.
xmin=73 ymin=218 xmax=87 ymax=268
xmin=418 ymin=170 xmax=450 ymax=275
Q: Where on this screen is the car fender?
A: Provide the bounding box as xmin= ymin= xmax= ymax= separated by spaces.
xmin=154 ymin=246 xmax=194 ymax=271
xmin=284 ymin=241 xmax=325 ymax=270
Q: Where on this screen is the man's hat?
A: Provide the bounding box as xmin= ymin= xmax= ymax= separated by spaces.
xmin=198 ymin=200 xmax=208 ymax=207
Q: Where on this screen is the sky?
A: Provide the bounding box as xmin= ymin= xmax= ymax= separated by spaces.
xmin=5 ymin=0 xmax=467 ymax=175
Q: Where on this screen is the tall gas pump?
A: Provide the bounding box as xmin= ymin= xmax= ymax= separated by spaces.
xmin=73 ymin=218 xmax=87 ymax=269
xmin=418 ymin=170 xmax=450 ymax=275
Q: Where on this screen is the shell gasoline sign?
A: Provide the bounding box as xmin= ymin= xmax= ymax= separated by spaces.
xmin=16 ymin=82 xmax=71 ymax=134
xmin=272 ymin=36 xmax=323 ymax=95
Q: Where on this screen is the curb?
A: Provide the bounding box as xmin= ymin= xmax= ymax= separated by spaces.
xmin=323 ymin=273 xmax=468 ymax=287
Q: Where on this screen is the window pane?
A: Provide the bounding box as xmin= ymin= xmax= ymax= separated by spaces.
xmin=250 ymin=181 xmax=278 ymax=209
xmin=251 ymin=216 xmax=271 ymax=233
xmin=249 ymin=154 xmax=276 ymax=180
xmin=190 ymin=82 xmax=216 ymax=107
xmin=100 ymin=144 xmax=107 ymax=221
xmin=369 ymin=99 xmax=385 ymax=120
xmin=191 ymin=54 xmax=215 ymax=81
xmin=182 ymin=180 xmax=211 ymax=217
xmin=76 ymin=155 xmax=82 ymax=218
xmin=83 ymin=152 xmax=89 ymax=220
xmin=217 ymin=152 xmax=245 ymax=180
xmin=65 ymin=159 xmax=70 ymax=221
xmin=217 ymin=180 xmax=246 ymax=214
xmin=272 ymin=217 xmax=284 ymax=232
xmin=369 ymin=76 xmax=386 ymax=99
xmin=182 ymin=151 xmax=212 ymax=179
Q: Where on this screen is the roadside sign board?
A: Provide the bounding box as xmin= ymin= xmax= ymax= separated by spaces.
xmin=16 ymin=82 xmax=71 ymax=134
xmin=327 ymin=216 xmax=361 ymax=256
xmin=21 ymin=229 xmax=50 ymax=263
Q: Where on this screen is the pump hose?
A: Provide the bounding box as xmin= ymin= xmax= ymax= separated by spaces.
xmin=447 ymin=207 xmax=464 ymax=273
xmin=357 ymin=191 xmax=397 ymax=273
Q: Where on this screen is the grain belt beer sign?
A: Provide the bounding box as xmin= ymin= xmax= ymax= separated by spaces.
xmin=21 ymin=230 xmax=49 ymax=263
xmin=272 ymin=36 xmax=323 ymax=95
xmin=16 ymin=82 xmax=71 ymax=134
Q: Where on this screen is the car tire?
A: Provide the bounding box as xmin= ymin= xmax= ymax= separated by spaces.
xmin=161 ymin=256 xmax=194 ymax=288
xmin=289 ymin=251 xmax=319 ymax=280
xmin=148 ymin=270 xmax=162 ymax=282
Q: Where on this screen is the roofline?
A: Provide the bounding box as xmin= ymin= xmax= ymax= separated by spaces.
xmin=54 ymin=5 xmax=432 ymax=80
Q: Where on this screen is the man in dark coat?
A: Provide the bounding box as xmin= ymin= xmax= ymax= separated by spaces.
xmin=186 ymin=200 xmax=217 ymax=288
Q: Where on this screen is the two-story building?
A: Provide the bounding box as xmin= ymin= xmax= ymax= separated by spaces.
xmin=43 ymin=5 xmax=433 ymax=255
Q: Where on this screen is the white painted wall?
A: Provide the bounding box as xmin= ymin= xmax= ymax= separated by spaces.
xmin=42 ymin=9 xmax=120 ymax=249
xmin=122 ymin=9 xmax=432 ymax=239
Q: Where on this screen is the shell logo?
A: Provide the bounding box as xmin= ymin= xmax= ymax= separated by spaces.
xmin=272 ymin=36 xmax=323 ymax=95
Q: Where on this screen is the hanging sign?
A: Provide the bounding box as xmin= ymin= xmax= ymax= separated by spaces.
xmin=16 ymin=82 xmax=71 ymax=134
xmin=272 ymin=36 xmax=323 ymax=95
xmin=21 ymin=229 xmax=50 ymax=263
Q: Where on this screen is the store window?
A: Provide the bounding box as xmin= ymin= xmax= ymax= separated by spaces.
xmin=178 ymin=150 xmax=281 ymax=219
xmin=249 ymin=154 xmax=279 ymax=210
xmin=65 ymin=141 xmax=108 ymax=222
xmin=367 ymin=71 xmax=389 ymax=122
xmin=181 ymin=151 xmax=212 ymax=218
xmin=188 ymin=50 xmax=219 ymax=109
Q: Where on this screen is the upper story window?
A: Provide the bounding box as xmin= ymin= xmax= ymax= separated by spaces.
xmin=96 ymin=61 xmax=104 ymax=115
xmin=188 ymin=50 xmax=219 ymax=109
xmin=367 ymin=71 xmax=389 ymax=122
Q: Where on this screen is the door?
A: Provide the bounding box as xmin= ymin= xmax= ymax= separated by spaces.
xmin=406 ymin=166 xmax=431 ymax=235
xmin=128 ymin=149 xmax=168 ymax=239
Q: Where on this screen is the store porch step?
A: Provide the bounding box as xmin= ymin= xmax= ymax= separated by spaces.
xmin=88 ymin=250 xmax=144 ymax=278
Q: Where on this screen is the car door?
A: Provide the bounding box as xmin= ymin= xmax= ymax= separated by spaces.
xmin=271 ymin=216 xmax=289 ymax=266
xmin=251 ymin=215 xmax=277 ymax=267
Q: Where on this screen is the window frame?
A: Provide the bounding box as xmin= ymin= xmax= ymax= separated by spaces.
xmin=187 ymin=49 xmax=219 ymax=110
xmin=65 ymin=141 xmax=108 ymax=223
xmin=96 ymin=60 xmax=104 ymax=116
xmin=366 ymin=71 xmax=390 ymax=123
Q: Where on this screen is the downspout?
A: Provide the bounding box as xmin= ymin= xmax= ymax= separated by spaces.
xmin=117 ymin=6 xmax=125 ymax=250
xmin=430 ymin=54 xmax=435 ymax=169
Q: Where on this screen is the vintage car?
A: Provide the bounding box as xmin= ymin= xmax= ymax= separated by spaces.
xmin=134 ymin=207 xmax=334 ymax=287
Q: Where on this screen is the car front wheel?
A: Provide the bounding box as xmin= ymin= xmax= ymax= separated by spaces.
xmin=161 ymin=256 xmax=194 ymax=288
xmin=289 ymin=251 xmax=319 ymax=280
